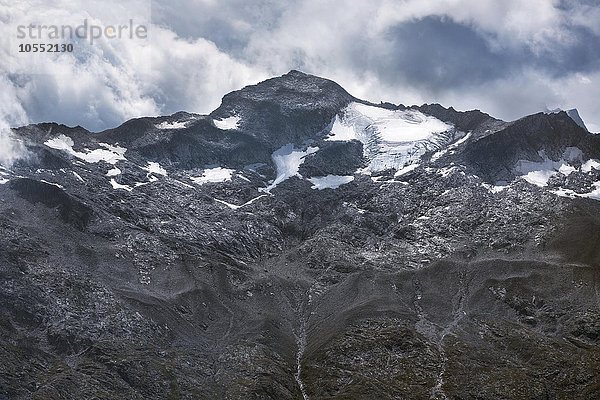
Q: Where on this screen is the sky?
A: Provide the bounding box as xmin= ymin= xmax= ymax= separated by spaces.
xmin=1 ymin=0 xmax=599 ymax=136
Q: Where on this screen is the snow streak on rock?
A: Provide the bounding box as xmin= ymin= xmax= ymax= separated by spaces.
xmin=261 ymin=144 xmax=319 ymax=193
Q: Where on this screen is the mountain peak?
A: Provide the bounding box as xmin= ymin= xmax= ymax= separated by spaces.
xmin=565 ymin=108 xmax=588 ymax=131
xmin=213 ymin=70 xmax=354 ymax=111
xmin=545 ymin=107 xmax=588 ymax=131
xmin=207 ymin=71 xmax=355 ymax=149
xmin=285 ymin=69 xmax=310 ymax=77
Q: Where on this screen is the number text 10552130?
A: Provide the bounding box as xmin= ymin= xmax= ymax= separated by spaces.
xmin=18 ymin=43 xmax=74 ymax=53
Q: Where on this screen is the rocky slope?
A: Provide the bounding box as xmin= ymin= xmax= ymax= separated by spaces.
xmin=0 ymin=70 xmax=599 ymax=399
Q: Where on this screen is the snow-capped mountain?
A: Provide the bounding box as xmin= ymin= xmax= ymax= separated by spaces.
xmin=1 ymin=71 xmax=599 ymax=399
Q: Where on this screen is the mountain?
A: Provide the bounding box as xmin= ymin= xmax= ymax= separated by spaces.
xmin=547 ymin=108 xmax=589 ymax=131
xmin=1 ymin=71 xmax=600 ymax=400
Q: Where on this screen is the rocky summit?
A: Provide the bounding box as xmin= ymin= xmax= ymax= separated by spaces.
xmin=1 ymin=70 xmax=599 ymax=399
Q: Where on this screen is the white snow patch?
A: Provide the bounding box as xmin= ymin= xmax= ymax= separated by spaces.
xmin=430 ymin=149 xmax=448 ymax=162
xmin=143 ymin=162 xmax=167 ymax=176
xmin=156 ymin=121 xmax=188 ymax=130
xmin=326 ymin=102 xmax=452 ymax=173
xmin=551 ymin=181 xmax=600 ymax=201
xmin=44 ymin=134 xmax=74 ymax=151
xmin=438 ymin=166 xmax=459 ymax=178
xmin=430 ymin=131 xmax=472 ymax=162
xmin=71 ymin=171 xmax=84 ymax=182
xmin=106 ymin=167 xmax=121 ymax=177
xmin=482 ymin=183 xmax=508 ymax=193
xmin=191 ymin=167 xmax=235 ymax=185
xmin=558 ymin=164 xmax=577 ymax=176
xmin=308 ymin=175 xmax=354 ymax=190
xmin=261 ymin=144 xmax=319 ymax=193
xmin=173 ymin=179 xmax=195 ymax=189
xmin=214 ymin=198 xmax=239 ymax=209
xmin=394 ymin=163 xmax=419 ymax=177
xmin=40 ymin=179 xmax=63 ymax=188
xmin=80 ymin=143 xmax=127 ymax=164
xmin=582 ymin=159 xmax=600 ymax=172
xmin=551 ymin=187 xmax=578 ymax=198
xmin=0 ymin=170 xmax=10 ymax=184
xmin=522 ymin=170 xmax=556 ymax=187
xmin=437 ymin=167 xmax=457 ymax=178
xmin=327 ymin=115 xmax=357 ymax=141
xmin=515 ymin=149 xmax=583 ymax=187
xmin=110 ymin=179 xmax=133 ymax=191
xmin=44 ymin=135 xmax=127 ymax=165
xmin=214 ymin=115 xmax=241 ymax=130
xmin=214 ymin=194 xmax=267 ymax=210
xmin=585 ymin=182 xmax=600 ymax=200
xmin=452 ymin=131 xmax=473 ymax=147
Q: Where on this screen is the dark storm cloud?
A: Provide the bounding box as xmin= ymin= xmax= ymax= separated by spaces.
xmin=349 ymin=15 xmax=600 ymax=93
xmin=542 ymin=24 xmax=600 ymax=76
xmin=376 ymin=17 xmax=514 ymax=89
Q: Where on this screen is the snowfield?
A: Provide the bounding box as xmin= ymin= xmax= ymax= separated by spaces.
xmin=582 ymin=159 xmax=600 ymax=172
xmin=191 ymin=167 xmax=235 ymax=185
xmin=143 ymin=162 xmax=167 ymax=176
xmin=512 ymin=147 xmax=600 ymax=201
xmin=308 ymin=175 xmax=354 ymax=190
xmin=109 ymin=178 xmax=133 ymax=191
xmin=156 ymin=121 xmax=188 ymax=130
xmin=261 ymin=144 xmax=319 ymax=193
xmin=327 ymin=102 xmax=453 ymax=173
xmin=106 ymin=167 xmax=121 ymax=177
xmin=394 ymin=163 xmax=420 ymax=177
xmin=552 ymin=181 xmax=600 ymax=201
xmin=214 ymin=115 xmax=241 ymax=130
xmin=44 ymin=135 xmax=127 ymax=165
xmin=515 ymin=148 xmax=583 ymax=187
xmin=482 ymin=183 xmax=509 ymax=194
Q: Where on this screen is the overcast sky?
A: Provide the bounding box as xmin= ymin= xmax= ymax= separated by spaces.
xmin=1 ymin=0 xmax=599 ymax=133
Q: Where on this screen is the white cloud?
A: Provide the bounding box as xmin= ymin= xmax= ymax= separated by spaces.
xmin=0 ymin=127 xmax=27 ymax=167
xmin=0 ymin=0 xmax=598 ymax=133
xmin=0 ymin=0 xmax=267 ymax=131
xmin=370 ymin=0 xmax=567 ymax=52
xmin=0 ymin=76 xmax=28 ymax=166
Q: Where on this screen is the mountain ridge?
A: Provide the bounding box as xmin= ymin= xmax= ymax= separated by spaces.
xmin=1 ymin=71 xmax=599 ymax=399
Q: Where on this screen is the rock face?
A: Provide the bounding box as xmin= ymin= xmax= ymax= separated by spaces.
xmin=1 ymin=71 xmax=600 ymax=399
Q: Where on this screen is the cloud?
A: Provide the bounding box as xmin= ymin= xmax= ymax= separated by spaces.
xmin=0 ymin=76 xmax=28 ymax=167
xmin=0 ymin=0 xmax=267 ymax=131
xmin=0 ymin=0 xmax=599 ymax=132
xmin=0 ymin=128 xmax=27 ymax=167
